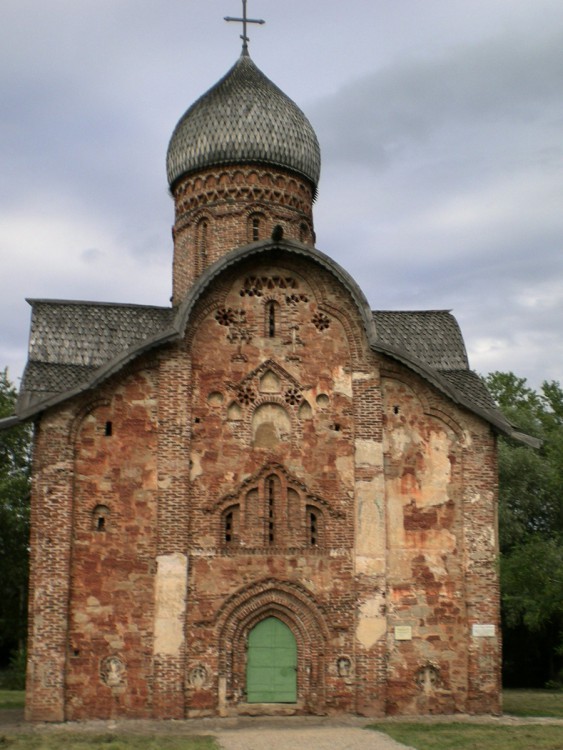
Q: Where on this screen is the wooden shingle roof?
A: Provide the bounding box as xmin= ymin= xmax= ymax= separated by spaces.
xmin=3 ymin=239 xmax=534 ymax=446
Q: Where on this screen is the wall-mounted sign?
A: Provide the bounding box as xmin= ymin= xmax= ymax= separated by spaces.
xmin=394 ymin=626 xmax=413 ymax=641
xmin=472 ymin=623 xmax=496 ymax=638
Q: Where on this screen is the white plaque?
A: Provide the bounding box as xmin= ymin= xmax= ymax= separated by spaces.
xmin=394 ymin=626 xmax=412 ymax=641
xmin=472 ymin=623 xmax=496 ymax=638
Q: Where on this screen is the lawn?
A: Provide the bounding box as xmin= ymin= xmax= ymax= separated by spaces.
xmin=369 ymin=723 xmax=563 ymax=750
xmin=370 ymin=689 xmax=563 ymax=750
xmin=0 ymin=690 xmax=25 ymax=709
xmin=503 ymin=689 xmax=563 ymax=718
xmin=0 ymin=737 xmax=219 ymax=749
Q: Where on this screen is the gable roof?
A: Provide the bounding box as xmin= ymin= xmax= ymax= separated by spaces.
xmin=3 ymin=239 xmax=536 ymax=447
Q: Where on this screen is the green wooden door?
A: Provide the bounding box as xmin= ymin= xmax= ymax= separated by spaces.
xmin=246 ymin=617 xmax=297 ymax=703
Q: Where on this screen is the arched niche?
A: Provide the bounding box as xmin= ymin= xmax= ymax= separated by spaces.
xmin=259 ymin=369 xmax=281 ymax=393
xmin=252 ymin=403 xmax=291 ymax=448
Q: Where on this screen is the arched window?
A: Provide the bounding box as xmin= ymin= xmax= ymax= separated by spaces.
xmin=92 ymin=504 xmax=110 ymax=532
xmin=306 ymin=505 xmax=323 ymax=546
xmin=222 ymin=505 xmax=240 ymax=545
xmin=196 ymin=217 xmax=209 ymax=273
xmin=248 ymin=212 xmax=266 ymax=242
xmin=265 ymin=300 xmax=279 ymax=338
xmin=266 ymin=474 xmax=280 ymax=545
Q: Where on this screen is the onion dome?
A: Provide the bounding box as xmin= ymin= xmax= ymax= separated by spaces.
xmin=166 ymin=52 xmax=321 ymax=192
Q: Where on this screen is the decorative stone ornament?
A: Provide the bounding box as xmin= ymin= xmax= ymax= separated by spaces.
xmin=189 ymin=665 xmax=209 ymax=688
xmin=337 ymin=656 xmax=353 ymax=679
xmin=100 ymin=656 xmax=126 ymax=687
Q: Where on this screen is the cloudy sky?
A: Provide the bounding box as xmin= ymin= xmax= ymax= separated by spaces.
xmin=1 ymin=0 xmax=562 ymax=392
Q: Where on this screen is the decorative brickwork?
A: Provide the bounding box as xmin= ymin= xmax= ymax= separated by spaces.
xmin=171 ymin=165 xmax=315 ymax=303
xmin=22 ymin=53 xmax=503 ymax=722
xmin=24 ymin=247 xmax=502 ymax=720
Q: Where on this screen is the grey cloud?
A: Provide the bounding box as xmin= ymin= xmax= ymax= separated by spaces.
xmin=312 ymin=29 xmax=563 ymax=168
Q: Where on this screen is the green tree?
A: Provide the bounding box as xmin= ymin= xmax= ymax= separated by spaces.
xmin=484 ymin=372 xmax=563 ymax=687
xmin=0 ymin=369 xmax=31 ymax=670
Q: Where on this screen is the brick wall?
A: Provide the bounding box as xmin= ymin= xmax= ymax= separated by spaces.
xmin=26 ymin=252 xmax=500 ymax=720
xmin=171 ymin=165 xmax=315 ymax=303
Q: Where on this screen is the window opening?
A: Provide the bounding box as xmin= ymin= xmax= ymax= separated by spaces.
xmin=267 ymin=301 xmax=276 ymax=337
xmin=225 ymin=511 xmax=233 ymax=543
xmin=252 ymin=216 xmax=260 ymax=241
xmin=222 ymin=505 xmax=239 ymax=545
xmin=104 ymin=421 xmax=112 ymax=436
xmin=268 ymin=476 xmax=275 ymax=544
xmin=196 ymin=218 xmax=209 ymax=274
xmin=92 ymin=504 xmax=110 ymax=532
xmin=198 ymin=219 xmax=208 ymax=253
xmin=309 ymin=510 xmax=318 ymax=545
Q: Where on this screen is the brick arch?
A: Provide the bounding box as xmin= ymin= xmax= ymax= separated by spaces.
xmin=69 ymin=398 xmax=111 ymax=446
xmin=216 ymin=579 xmax=330 ymax=711
xmin=381 ymin=370 xmax=466 ymax=441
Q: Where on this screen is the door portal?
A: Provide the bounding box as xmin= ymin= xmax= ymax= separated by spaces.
xmin=246 ymin=617 xmax=297 ymax=703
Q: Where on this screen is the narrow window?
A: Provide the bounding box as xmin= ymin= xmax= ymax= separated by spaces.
xmin=92 ymin=504 xmax=110 ymax=532
xmin=198 ymin=219 xmax=208 ymax=253
xmin=222 ymin=505 xmax=239 ymax=545
xmin=307 ymin=505 xmax=322 ymax=547
xmin=252 ymin=216 xmax=260 ymax=241
xmin=309 ymin=510 xmax=318 ymax=545
xmin=196 ymin=218 xmax=209 ymax=274
xmin=267 ymin=301 xmax=276 ymax=337
xmin=104 ymin=421 xmax=112 ymax=436
xmin=225 ymin=511 xmax=233 ymax=543
xmin=268 ymin=476 xmax=275 ymax=544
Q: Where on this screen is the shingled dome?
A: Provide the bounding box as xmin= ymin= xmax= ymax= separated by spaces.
xmin=166 ymin=52 xmax=321 ymax=191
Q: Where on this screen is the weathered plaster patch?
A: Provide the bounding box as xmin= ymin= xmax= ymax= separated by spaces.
xmin=153 ymin=553 xmax=188 ymax=657
xmin=333 ymin=366 xmax=353 ymax=397
xmin=356 ymin=475 xmax=385 ymax=563
xmin=356 ymin=555 xmax=385 ymax=576
xmin=190 ymin=452 xmax=203 ymax=481
xmin=417 ymin=430 xmax=452 ymax=507
xmin=384 ymin=425 xmax=420 ymax=456
xmin=335 ymin=454 xmax=354 ymax=486
xmin=356 ymin=596 xmax=386 ymax=648
xmin=355 ymin=439 xmax=382 ymax=468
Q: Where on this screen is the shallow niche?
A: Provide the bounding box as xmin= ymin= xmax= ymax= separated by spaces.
xmin=227 ymin=402 xmax=243 ymax=421
xmin=189 ymin=665 xmax=209 ymax=689
xmin=100 ymin=656 xmax=125 ymax=687
xmin=259 ymin=369 xmax=281 ymax=394
xmin=298 ymin=400 xmax=313 ymax=419
xmin=415 ymin=663 xmax=440 ymax=693
xmin=316 ymin=393 xmax=330 ymax=408
xmin=207 ymin=391 xmax=224 ymax=407
xmin=252 ymin=403 xmax=291 ymax=448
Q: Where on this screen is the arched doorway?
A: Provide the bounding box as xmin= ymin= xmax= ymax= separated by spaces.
xmin=246 ymin=617 xmax=297 ymax=703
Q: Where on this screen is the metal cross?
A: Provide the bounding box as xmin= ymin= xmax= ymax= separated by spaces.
xmin=225 ymin=0 xmax=265 ymax=54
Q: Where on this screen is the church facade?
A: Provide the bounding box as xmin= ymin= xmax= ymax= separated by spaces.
xmin=5 ymin=47 xmax=524 ymax=721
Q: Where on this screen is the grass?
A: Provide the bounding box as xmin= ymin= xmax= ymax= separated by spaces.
xmin=0 ymin=688 xmax=560 ymax=749
xmin=503 ymin=688 xmax=563 ymax=718
xmin=0 ymin=737 xmax=219 ymax=749
xmin=0 ymin=691 xmax=25 ymax=709
xmin=369 ymin=723 xmax=563 ymax=750
xmin=370 ymin=689 xmax=563 ymax=750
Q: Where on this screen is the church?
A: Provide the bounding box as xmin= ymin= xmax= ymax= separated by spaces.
xmin=3 ymin=18 xmax=528 ymax=721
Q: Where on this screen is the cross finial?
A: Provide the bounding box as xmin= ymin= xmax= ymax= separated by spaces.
xmin=225 ymin=0 xmax=265 ymax=55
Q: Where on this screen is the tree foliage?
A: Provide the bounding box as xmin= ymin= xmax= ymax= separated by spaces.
xmin=0 ymin=369 xmax=31 ymax=667
xmin=484 ymin=372 xmax=563 ymax=687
